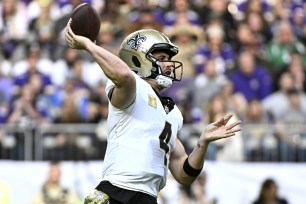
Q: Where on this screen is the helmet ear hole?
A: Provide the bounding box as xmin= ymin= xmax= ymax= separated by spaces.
xmin=132 ymin=56 xmax=141 ymax=68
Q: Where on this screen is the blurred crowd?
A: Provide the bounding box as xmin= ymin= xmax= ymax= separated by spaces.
xmin=0 ymin=0 xmax=306 ymax=162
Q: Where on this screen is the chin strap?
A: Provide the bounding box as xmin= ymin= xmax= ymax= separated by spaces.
xmin=156 ymin=75 xmax=172 ymax=88
xmin=149 ymin=59 xmax=173 ymax=89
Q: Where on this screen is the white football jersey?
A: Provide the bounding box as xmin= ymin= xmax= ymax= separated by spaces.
xmin=101 ymin=72 xmax=183 ymax=197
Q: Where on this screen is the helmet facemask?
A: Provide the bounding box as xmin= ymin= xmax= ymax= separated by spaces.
xmin=146 ymin=43 xmax=183 ymax=88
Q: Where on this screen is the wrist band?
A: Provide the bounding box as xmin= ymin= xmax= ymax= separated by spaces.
xmin=183 ymin=157 xmax=203 ymax=177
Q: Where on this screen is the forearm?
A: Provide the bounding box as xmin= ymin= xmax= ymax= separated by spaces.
xmin=170 ymin=139 xmax=209 ymax=186
xmin=177 ymin=142 xmax=208 ymax=185
xmin=187 ymin=141 xmax=209 ymax=169
xmin=84 ymin=40 xmax=132 ymax=86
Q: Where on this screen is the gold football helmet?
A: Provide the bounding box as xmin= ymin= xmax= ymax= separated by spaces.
xmin=119 ymin=29 xmax=183 ymax=88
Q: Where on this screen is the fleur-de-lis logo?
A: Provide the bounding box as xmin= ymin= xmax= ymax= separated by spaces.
xmin=127 ymin=33 xmax=147 ymax=50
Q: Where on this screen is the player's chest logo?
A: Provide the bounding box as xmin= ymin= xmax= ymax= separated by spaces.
xmin=127 ymin=33 xmax=147 ymax=50
xmin=148 ymin=94 xmax=157 ymax=108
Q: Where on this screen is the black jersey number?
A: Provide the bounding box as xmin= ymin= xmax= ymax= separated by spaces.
xmin=159 ymin=121 xmax=172 ymax=166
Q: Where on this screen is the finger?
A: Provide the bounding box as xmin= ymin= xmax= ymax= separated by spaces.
xmin=218 ymin=133 xmax=236 ymax=139
xmin=65 ymin=25 xmax=72 ymax=39
xmin=68 ymin=18 xmax=72 ymax=24
xmin=225 ymin=133 xmax=236 ymax=138
xmin=65 ymin=27 xmax=75 ymax=47
xmin=212 ymin=117 xmax=224 ymax=126
xmin=65 ymin=34 xmax=73 ymax=47
xmin=65 ymin=28 xmax=70 ymax=41
xmin=67 ymin=18 xmax=72 ymax=28
xmin=223 ymin=113 xmax=233 ymax=125
xmin=226 ymin=120 xmax=241 ymax=130
xmin=67 ymin=25 xmax=74 ymax=37
xmin=68 ymin=24 xmax=76 ymax=36
xmin=227 ymin=128 xmax=241 ymax=134
xmin=65 ymin=19 xmax=72 ymax=34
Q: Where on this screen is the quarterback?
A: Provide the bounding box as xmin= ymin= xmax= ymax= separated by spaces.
xmin=65 ymin=20 xmax=241 ymax=204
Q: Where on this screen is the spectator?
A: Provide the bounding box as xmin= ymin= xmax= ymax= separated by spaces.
xmin=196 ymin=0 xmax=236 ymax=43
xmin=193 ymin=59 xmax=228 ymax=112
xmin=262 ymin=72 xmax=306 ymax=121
xmin=0 ymin=0 xmax=29 ymax=61
xmin=253 ymin=178 xmax=288 ymax=204
xmin=264 ymin=20 xmax=306 ymax=76
xmin=163 ymin=0 xmax=201 ymax=26
xmin=99 ymin=0 xmax=130 ymax=37
xmin=271 ymin=0 xmax=303 ymax=23
xmin=28 ymin=73 xmax=54 ymax=121
xmin=50 ymin=96 xmax=87 ymax=160
xmin=287 ymin=50 xmax=306 ymax=91
xmin=67 ymin=58 xmax=91 ymax=90
xmin=164 ymin=23 xmax=205 ymax=78
xmin=28 ymin=0 xmax=57 ymax=57
xmin=96 ymin=21 xmax=121 ymax=55
xmin=51 ymin=47 xmax=97 ymax=88
xmin=88 ymin=81 xmax=109 ymax=122
xmin=230 ymin=50 xmax=272 ymax=102
xmin=193 ymin=24 xmax=235 ymax=74
xmin=31 ymin=161 xmax=81 ymax=204
xmin=271 ymin=0 xmax=290 ymax=22
xmin=220 ymin=79 xmax=248 ymax=119
xmin=11 ymin=42 xmax=53 ymax=96
xmin=236 ymin=0 xmax=274 ymax=23
xmin=234 ymin=23 xmax=264 ymax=64
xmin=275 ymin=87 xmax=306 ymax=161
xmin=8 ymin=84 xmax=48 ymax=126
xmin=243 ymin=99 xmax=277 ymax=162
xmin=244 ymin=11 xmax=273 ymax=45
xmin=127 ymin=6 xmax=163 ymax=33
xmin=51 ymin=47 xmax=80 ymax=87
xmin=289 ymin=6 xmax=306 ymax=45
xmin=26 ymin=0 xmax=61 ymax=22
xmin=52 ymin=91 xmax=84 ymax=124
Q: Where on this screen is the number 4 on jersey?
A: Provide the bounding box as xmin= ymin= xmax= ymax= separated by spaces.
xmin=159 ymin=121 xmax=172 ymax=166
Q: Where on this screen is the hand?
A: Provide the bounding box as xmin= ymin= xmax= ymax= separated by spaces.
xmin=84 ymin=189 xmax=110 ymax=204
xmin=200 ymin=114 xmax=241 ymax=145
xmin=65 ymin=18 xmax=91 ymax=50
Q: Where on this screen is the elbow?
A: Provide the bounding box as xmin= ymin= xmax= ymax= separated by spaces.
xmin=113 ymin=69 xmax=134 ymax=87
xmin=177 ymin=177 xmax=195 ymax=186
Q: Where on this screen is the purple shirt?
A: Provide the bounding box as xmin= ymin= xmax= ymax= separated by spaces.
xmin=0 ymin=78 xmax=13 ymax=102
xmin=194 ymin=43 xmax=235 ymax=73
xmin=230 ymin=66 xmax=272 ymax=101
xmin=13 ymin=71 xmax=52 ymax=88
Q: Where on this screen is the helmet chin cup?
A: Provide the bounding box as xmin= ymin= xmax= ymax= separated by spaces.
xmin=156 ymin=75 xmax=172 ymax=88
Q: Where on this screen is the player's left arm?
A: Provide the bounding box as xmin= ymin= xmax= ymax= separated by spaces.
xmin=169 ymin=114 xmax=241 ymax=185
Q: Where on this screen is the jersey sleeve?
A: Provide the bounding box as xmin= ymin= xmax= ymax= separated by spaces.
xmin=105 ymin=79 xmax=116 ymax=100
xmin=104 ymin=72 xmax=138 ymax=113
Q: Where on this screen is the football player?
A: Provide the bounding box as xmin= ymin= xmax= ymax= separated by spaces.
xmin=65 ymin=20 xmax=241 ymax=204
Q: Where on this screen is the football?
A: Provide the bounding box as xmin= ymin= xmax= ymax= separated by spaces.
xmin=69 ymin=3 xmax=101 ymax=42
